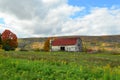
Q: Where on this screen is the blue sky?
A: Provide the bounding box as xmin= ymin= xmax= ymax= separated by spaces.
xmin=0 ymin=0 xmax=120 ymax=38
xmin=68 ymin=0 xmax=120 ymax=8
xmin=68 ymin=0 xmax=120 ymax=18
xmin=0 ymin=18 xmax=5 ymax=24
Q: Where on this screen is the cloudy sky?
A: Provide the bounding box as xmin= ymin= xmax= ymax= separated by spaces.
xmin=0 ymin=0 xmax=120 ymax=38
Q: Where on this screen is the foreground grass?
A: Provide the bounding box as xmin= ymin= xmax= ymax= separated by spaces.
xmin=0 ymin=51 xmax=120 ymax=80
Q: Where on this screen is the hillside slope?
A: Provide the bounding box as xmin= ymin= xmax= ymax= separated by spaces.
xmin=18 ymin=35 xmax=120 ymax=51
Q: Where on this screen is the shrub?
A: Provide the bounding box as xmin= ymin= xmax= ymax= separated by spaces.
xmin=33 ymin=48 xmax=40 ymax=52
xmin=43 ymin=38 xmax=50 ymax=52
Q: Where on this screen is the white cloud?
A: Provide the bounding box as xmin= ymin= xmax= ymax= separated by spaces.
xmin=60 ymin=7 xmax=120 ymax=36
xmin=0 ymin=0 xmax=83 ymax=37
xmin=0 ymin=0 xmax=120 ymax=38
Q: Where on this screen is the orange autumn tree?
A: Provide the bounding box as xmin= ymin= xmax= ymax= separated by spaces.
xmin=1 ymin=29 xmax=18 ymax=51
xmin=43 ymin=37 xmax=56 ymax=52
xmin=43 ymin=38 xmax=50 ymax=51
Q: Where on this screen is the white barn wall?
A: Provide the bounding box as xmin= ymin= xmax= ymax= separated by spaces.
xmin=51 ymin=45 xmax=79 ymax=52
xmin=51 ymin=46 xmax=60 ymax=51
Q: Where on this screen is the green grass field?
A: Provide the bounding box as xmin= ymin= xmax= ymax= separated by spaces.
xmin=0 ymin=51 xmax=120 ymax=80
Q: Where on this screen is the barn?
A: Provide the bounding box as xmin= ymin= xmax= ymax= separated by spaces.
xmin=50 ymin=37 xmax=82 ymax=52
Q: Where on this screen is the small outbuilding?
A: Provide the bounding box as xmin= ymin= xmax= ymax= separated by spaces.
xmin=50 ymin=37 xmax=82 ymax=52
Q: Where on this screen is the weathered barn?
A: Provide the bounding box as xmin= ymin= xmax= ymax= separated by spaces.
xmin=50 ymin=37 xmax=82 ymax=52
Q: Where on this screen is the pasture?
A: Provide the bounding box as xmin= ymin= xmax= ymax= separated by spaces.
xmin=0 ymin=51 xmax=120 ymax=80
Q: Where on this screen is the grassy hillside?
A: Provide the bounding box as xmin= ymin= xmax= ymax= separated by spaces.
xmin=17 ymin=35 xmax=120 ymax=51
xmin=80 ymin=35 xmax=120 ymax=52
xmin=80 ymin=35 xmax=120 ymax=42
xmin=18 ymin=37 xmax=46 ymax=51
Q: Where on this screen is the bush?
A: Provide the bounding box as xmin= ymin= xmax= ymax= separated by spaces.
xmin=43 ymin=38 xmax=50 ymax=52
xmin=20 ymin=48 xmax=29 ymax=51
xmin=111 ymin=51 xmax=120 ymax=55
xmin=2 ymin=45 xmax=11 ymax=51
xmin=33 ymin=48 xmax=40 ymax=52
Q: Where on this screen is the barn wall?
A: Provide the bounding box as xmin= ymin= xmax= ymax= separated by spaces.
xmin=65 ymin=45 xmax=76 ymax=51
xmin=51 ymin=45 xmax=78 ymax=52
xmin=76 ymin=38 xmax=82 ymax=51
xmin=51 ymin=46 xmax=60 ymax=51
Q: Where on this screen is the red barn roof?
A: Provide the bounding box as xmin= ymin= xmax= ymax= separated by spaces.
xmin=51 ymin=38 xmax=79 ymax=46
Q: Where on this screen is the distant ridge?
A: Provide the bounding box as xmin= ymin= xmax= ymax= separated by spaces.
xmin=17 ymin=35 xmax=120 ymax=50
xmin=18 ymin=35 xmax=120 ymax=43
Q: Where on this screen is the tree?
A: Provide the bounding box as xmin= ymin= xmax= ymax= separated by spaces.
xmin=43 ymin=38 xmax=50 ymax=52
xmin=1 ymin=29 xmax=18 ymax=51
xmin=0 ymin=33 xmax=2 ymax=49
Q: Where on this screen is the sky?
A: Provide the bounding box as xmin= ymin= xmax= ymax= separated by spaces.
xmin=0 ymin=0 xmax=120 ymax=38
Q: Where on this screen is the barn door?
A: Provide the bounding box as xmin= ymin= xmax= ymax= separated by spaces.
xmin=60 ymin=47 xmax=65 ymax=51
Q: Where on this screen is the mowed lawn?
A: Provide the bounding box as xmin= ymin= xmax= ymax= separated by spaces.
xmin=0 ymin=51 xmax=120 ymax=80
